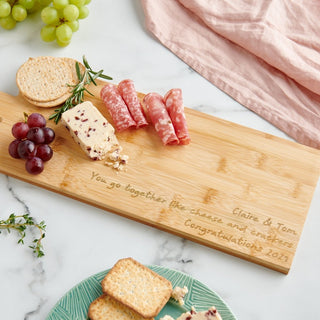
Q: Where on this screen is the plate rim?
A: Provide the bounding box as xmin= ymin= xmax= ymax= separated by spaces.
xmin=45 ymin=264 xmax=237 ymax=320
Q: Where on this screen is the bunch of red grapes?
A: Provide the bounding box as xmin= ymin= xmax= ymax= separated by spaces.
xmin=8 ymin=113 xmax=55 ymax=174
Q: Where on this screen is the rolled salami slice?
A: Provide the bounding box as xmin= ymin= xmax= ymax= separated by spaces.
xmin=100 ymin=84 xmax=136 ymax=132
xmin=118 ymin=79 xmax=148 ymax=128
xmin=164 ymin=88 xmax=190 ymax=145
xmin=143 ymin=93 xmax=179 ymax=145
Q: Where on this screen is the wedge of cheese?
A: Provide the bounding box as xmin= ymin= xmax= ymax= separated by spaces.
xmin=61 ymin=101 xmax=121 ymax=160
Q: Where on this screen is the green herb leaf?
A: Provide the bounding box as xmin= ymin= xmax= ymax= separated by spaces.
xmin=49 ymin=55 xmax=113 ymax=124
xmin=82 ymin=55 xmax=91 ymax=70
xmin=83 ymin=87 xmax=95 ymax=96
xmin=88 ymin=72 xmax=97 ymax=86
xmin=75 ymin=62 xmax=81 ymax=81
xmin=0 ymin=213 xmax=46 ymax=258
xmin=91 ymin=71 xmax=113 ymax=80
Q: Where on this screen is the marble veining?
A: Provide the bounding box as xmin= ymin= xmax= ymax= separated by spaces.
xmin=5 ymin=175 xmax=30 ymax=214
xmin=153 ymin=237 xmax=194 ymax=274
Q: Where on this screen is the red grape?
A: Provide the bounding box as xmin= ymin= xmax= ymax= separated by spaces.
xmin=42 ymin=127 xmax=55 ymax=144
xmin=27 ymin=113 xmax=46 ymax=128
xmin=17 ymin=140 xmax=36 ymax=159
xmin=25 ymin=157 xmax=44 ymax=175
xmin=9 ymin=112 xmax=55 ymax=175
xmin=27 ymin=127 xmax=45 ymax=144
xmin=36 ymin=144 xmax=53 ymax=161
xmin=8 ymin=140 xmax=21 ymax=159
xmin=11 ymin=122 xmax=29 ymax=139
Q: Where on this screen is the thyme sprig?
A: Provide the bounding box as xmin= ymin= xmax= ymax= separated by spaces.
xmin=49 ymin=55 xmax=112 ymax=124
xmin=0 ymin=213 xmax=46 ymax=258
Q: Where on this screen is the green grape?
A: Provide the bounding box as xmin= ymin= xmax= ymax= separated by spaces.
xmin=56 ymin=8 xmax=64 ymax=18
xmin=78 ymin=5 xmax=88 ymax=19
xmin=27 ymin=0 xmax=42 ymax=13
xmin=41 ymin=6 xmax=59 ymax=24
xmin=63 ymin=4 xmax=78 ymax=21
xmin=53 ymin=0 xmax=68 ymax=10
xmin=0 ymin=0 xmax=11 ymax=18
xmin=38 ymin=0 xmax=52 ymax=6
xmin=0 ymin=14 xmax=16 ymax=29
xmin=55 ymin=23 xmax=72 ymax=42
xmin=12 ymin=4 xmax=27 ymax=22
xmin=40 ymin=24 xmax=56 ymax=42
xmin=18 ymin=0 xmax=35 ymax=10
xmin=0 ymin=0 xmax=90 ymax=45
xmin=66 ymin=19 xmax=78 ymax=32
xmin=56 ymin=38 xmax=70 ymax=47
xmin=69 ymin=0 xmax=84 ymax=7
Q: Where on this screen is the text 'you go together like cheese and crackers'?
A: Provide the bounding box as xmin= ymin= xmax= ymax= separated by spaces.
xmin=8 ymin=55 xmax=315 ymax=275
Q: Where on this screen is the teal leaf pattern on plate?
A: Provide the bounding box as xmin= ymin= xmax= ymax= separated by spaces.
xmin=46 ymin=265 xmax=237 ymax=320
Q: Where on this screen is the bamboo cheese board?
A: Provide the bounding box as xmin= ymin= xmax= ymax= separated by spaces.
xmin=1 ymin=81 xmax=320 ymax=274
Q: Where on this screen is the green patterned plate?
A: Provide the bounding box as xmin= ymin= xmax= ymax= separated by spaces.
xmin=46 ymin=265 xmax=237 ymax=320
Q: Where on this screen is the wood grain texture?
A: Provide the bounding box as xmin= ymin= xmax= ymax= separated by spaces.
xmin=1 ymin=80 xmax=320 ymax=274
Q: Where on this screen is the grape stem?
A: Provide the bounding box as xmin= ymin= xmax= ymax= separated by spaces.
xmin=49 ymin=55 xmax=112 ymax=124
xmin=8 ymin=0 xmax=18 ymax=6
xmin=0 ymin=213 xmax=46 ymax=258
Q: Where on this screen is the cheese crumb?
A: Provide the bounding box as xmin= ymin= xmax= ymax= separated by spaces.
xmin=160 ymin=316 xmax=175 ymax=320
xmin=172 ymin=286 xmax=188 ymax=306
xmin=105 ymin=151 xmax=129 ymax=171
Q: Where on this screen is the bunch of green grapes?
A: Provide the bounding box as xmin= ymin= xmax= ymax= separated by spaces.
xmin=0 ymin=0 xmax=90 ymax=46
xmin=0 ymin=0 xmax=38 ymax=29
xmin=41 ymin=0 xmax=90 ymax=46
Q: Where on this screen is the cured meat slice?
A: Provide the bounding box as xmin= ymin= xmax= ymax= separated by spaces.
xmin=100 ymin=84 xmax=136 ymax=132
xmin=143 ymin=93 xmax=179 ymax=145
xmin=118 ymin=79 xmax=148 ymax=128
xmin=164 ymin=88 xmax=190 ymax=145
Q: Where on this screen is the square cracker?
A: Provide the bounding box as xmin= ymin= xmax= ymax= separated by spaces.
xmin=101 ymin=258 xmax=172 ymax=318
xmin=88 ymin=294 xmax=154 ymax=320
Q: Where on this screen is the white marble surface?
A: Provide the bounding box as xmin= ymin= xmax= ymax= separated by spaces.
xmin=1 ymin=1 xmax=320 ymax=319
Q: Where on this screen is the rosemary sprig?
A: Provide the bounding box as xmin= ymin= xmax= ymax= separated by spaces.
xmin=49 ymin=55 xmax=112 ymax=124
xmin=0 ymin=213 xmax=46 ymax=258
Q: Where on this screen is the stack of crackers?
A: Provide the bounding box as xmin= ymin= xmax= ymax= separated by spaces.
xmin=16 ymin=56 xmax=79 ymax=108
xmin=88 ymin=257 xmax=173 ymax=320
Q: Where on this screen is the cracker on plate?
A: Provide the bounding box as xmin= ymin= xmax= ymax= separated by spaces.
xmin=88 ymin=294 xmax=154 ymax=320
xmin=101 ymin=257 xmax=173 ymax=319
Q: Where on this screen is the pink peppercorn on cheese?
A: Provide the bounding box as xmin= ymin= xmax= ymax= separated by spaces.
xmin=61 ymin=101 xmax=121 ymax=160
xmin=161 ymin=306 xmax=222 ymax=320
xmin=177 ymin=307 xmax=222 ymax=320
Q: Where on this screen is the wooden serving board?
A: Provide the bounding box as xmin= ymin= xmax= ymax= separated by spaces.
xmin=1 ymin=81 xmax=320 ymax=274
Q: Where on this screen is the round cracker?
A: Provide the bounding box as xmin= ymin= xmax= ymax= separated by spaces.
xmin=61 ymin=57 xmax=86 ymax=83
xmin=61 ymin=58 xmax=86 ymax=95
xmin=19 ymin=57 xmax=87 ymax=108
xmin=22 ymin=91 xmax=72 ymax=108
xmin=21 ymin=59 xmax=86 ymax=108
xmin=16 ymin=56 xmax=73 ymax=102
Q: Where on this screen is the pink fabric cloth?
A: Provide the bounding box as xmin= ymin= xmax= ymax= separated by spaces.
xmin=141 ymin=0 xmax=320 ymax=149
